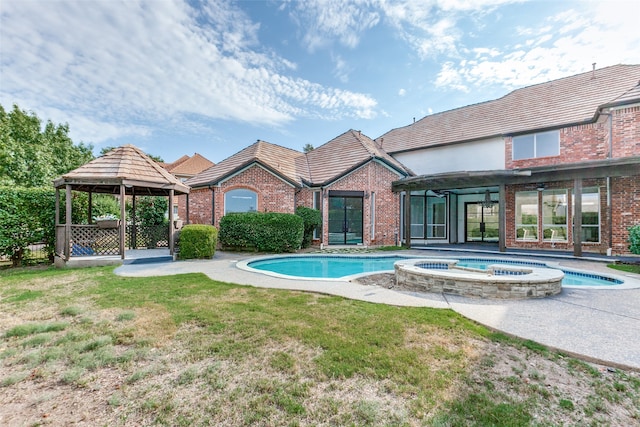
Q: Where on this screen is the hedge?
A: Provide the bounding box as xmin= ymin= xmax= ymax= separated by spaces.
xmin=295 ymin=206 xmax=322 ymax=248
xmin=629 ymin=225 xmax=640 ymax=255
xmin=0 ymin=186 xmax=56 ymax=266
xmin=178 ymin=224 xmax=218 ymax=259
xmin=219 ymin=212 xmax=304 ymax=253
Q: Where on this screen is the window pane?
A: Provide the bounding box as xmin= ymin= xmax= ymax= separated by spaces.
xmin=516 ymin=191 xmax=538 ymax=240
xmin=225 ymin=189 xmax=257 ymax=214
xmin=581 ymin=189 xmax=600 ymax=242
xmin=542 ymin=190 xmax=567 ymax=224
xmin=513 ymin=135 xmax=535 ymax=160
xmin=535 ymin=131 xmax=559 ymax=157
xmin=542 ymin=189 xmax=567 ymax=241
xmin=427 ymin=197 xmax=446 ymax=238
xmin=410 ymin=196 xmax=425 ymax=238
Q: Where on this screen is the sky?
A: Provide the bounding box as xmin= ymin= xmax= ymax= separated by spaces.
xmin=1 ymin=0 xmax=640 ymax=164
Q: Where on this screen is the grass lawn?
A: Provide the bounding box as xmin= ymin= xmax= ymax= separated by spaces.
xmin=609 ymin=263 xmax=640 ymax=275
xmin=1 ymin=266 xmax=639 ymax=426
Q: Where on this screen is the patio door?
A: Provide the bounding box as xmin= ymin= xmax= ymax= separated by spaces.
xmin=465 ymin=202 xmax=499 ymax=242
xmin=328 ymin=193 xmax=363 ymax=245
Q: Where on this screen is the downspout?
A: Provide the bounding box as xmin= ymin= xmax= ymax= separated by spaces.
xmin=600 ymin=110 xmax=613 ymax=256
xmin=209 ymin=185 xmax=215 ymax=226
xmin=320 ymin=187 xmax=326 ymax=249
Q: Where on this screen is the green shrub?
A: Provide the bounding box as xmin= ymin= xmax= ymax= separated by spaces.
xmin=295 ymin=206 xmax=321 ymax=248
xmin=219 ymin=212 xmax=303 ymax=253
xmin=629 ymin=224 xmax=640 ymax=254
xmin=178 ymin=224 xmax=218 ymax=259
xmin=0 ymin=186 xmax=56 ymax=266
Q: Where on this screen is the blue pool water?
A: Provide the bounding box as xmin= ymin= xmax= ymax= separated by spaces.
xmin=248 ymin=255 xmax=624 ymax=287
xmin=249 ymin=256 xmax=409 ymax=279
xmin=454 ymin=259 xmax=623 ymax=287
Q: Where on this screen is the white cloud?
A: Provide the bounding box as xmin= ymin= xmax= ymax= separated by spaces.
xmin=398 ymin=88 xmax=406 ymax=96
xmin=332 ymin=54 xmax=351 ymax=83
xmin=285 ymin=0 xmax=380 ymax=52
xmin=0 ymin=0 xmax=378 ymax=144
xmin=432 ymin=1 xmax=640 ymax=91
xmin=380 ymin=0 xmax=519 ymax=58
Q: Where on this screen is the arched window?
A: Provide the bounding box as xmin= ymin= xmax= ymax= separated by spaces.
xmin=224 ymin=189 xmax=257 ymax=214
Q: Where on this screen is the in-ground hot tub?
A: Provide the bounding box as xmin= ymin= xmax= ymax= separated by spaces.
xmin=394 ymin=259 xmax=564 ymax=299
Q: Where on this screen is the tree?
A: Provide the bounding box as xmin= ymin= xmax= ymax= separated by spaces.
xmin=303 ymin=143 xmax=314 ymax=153
xmin=0 ymin=104 xmax=94 ymax=187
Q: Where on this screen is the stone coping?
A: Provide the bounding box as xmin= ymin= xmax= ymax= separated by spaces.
xmin=394 ymin=259 xmax=564 ymax=299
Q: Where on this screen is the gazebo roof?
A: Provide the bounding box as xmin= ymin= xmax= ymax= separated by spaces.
xmin=53 ymin=144 xmax=190 ymax=196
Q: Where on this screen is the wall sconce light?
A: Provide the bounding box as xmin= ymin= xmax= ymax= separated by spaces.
xmin=537 ymin=183 xmax=545 ymax=192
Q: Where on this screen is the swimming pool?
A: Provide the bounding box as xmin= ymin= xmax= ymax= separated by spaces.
xmin=246 ymin=255 xmax=410 ymax=279
xmin=243 ymin=255 xmax=630 ymax=288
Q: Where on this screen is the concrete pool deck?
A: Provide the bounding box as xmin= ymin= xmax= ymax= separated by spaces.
xmin=115 ymin=249 xmax=640 ymax=371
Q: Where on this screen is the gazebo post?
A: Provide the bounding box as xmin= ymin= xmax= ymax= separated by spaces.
xmin=120 ymin=184 xmax=126 ymax=259
xmin=65 ymin=185 xmax=72 ymax=260
xmin=169 ymin=189 xmax=175 ymax=255
xmin=88 ymin=192 xmax=93 ymax=224
xmin=131 ymin=189 xmax=136 ymax=249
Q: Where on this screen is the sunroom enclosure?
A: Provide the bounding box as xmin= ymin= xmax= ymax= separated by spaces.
xmin=393 ymin=157 xmax=640 ymax=256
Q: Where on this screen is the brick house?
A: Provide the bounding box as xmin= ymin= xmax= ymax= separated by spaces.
xmin=161 ymin=153 xmax=214 ymax=219
xmin=183 ymin=64 xmax=639 ymax=255
xmin=184 ymin=130 xmax=410 ymax=247
xmin=383 ymin=64 xmax=640 ymax=256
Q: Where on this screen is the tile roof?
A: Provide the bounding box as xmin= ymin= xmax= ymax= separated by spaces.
xmin=377 ymin=64 xmax=640 ymax=154
xmin=186 ymin=131 xmax=410 ymax=189
xmin=306 ymin=129 xmax=410 ymax=185
xmin=160 ymin=155 xmax=189 ymax=170
xmin=186 ymin=140 xmax=305 ymax=188
xmin=165 ymin=153 xmax=215 ymax=176
xmin=53 ymin=144 xmax=190 ymax=195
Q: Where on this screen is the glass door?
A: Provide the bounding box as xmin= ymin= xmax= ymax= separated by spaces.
xmin=465 ymin=202 xmax=499 ymax=242
xmin=328 ymin=196 xmax=363 ymax=245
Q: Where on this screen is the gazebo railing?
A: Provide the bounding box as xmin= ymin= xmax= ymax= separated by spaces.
xmin=126 ymin=224 xmax=169 ymax=249
xmin=56 ymin=223 xmax=170 ymax=258
xmin=60 ymin=224 xmax=120 ymax=257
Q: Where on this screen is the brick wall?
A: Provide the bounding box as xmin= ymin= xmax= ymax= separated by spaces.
xmin=502 ymin=177 xmax=640 ymax=255
xmin=505 ymin=121 xmax=608 ymax=170
xmin=612 ymin=105 xmax=640 ymax=158
xmin=182 ymin=161 xmax=401 ymax=247
xmin=320 ymin=161 xmax=401 ymax=247
xmin=502 ymin=105 xmax=639 ymax=255
xmin=186 ymin=164 xmax=296 ymax=226
xmin=611 ymin=175 xmax=640 ymax=254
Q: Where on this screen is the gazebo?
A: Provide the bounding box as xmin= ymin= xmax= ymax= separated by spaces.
xmin=53 ymin=145 xmax=190 ymax=265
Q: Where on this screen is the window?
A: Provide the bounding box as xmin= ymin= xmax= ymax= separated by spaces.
xmin=516 ymin=191 xmax=538 ymax=240
xmin=410 ymin=194 xmax=425 ymax=238
xmin=224 ymin=189 xmax=257 ymax=214
xmin=173 ymin=204 xmax=179 ymax=216
xmin=573 ymin=187 xmax=600 ymax=243
xmin=542 ymin=190 xmax=568 ymax=242
xmin=409 ymin=191 xmax=448 ymax=239
xmin=427 ymin=197 xmax=446 ymax=238
xmin=512 ymin=131 xmax=560 ymax=160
